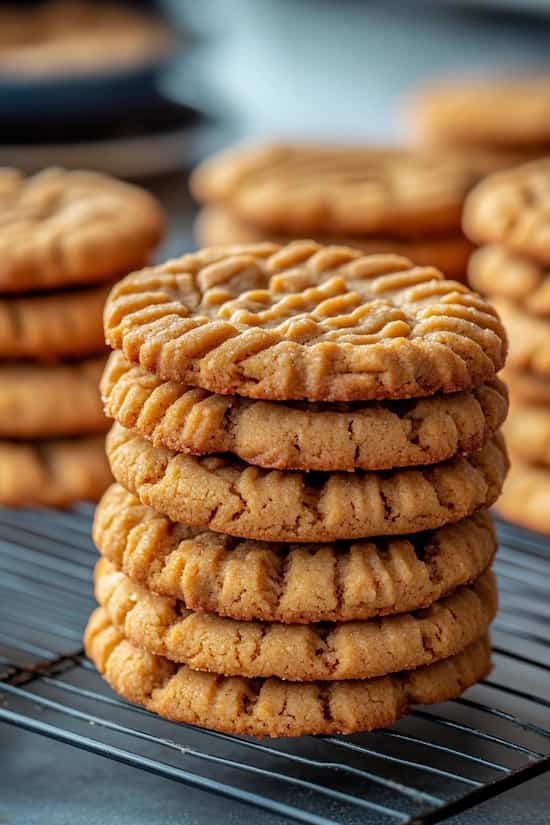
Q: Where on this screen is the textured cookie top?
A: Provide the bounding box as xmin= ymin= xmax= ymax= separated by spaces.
xmin=191 ymin=143 xmax=480 ymax=237
xmin=102 ymin=351 xmax=508 ymax=471
xmin=96 ymin=558 xmax=496 ymax=682
xmin=464 ymin=160 xmax=550 ymax=264
xmin=106 ymin=423 xmax=508 ymax=542
xmin=94 ymin=484 xmax=497 ymax=624
xmin=413 ymin=76 xmax=550 ymax=148
xmin=104 ymin=242 xmax=507 ymax=402
xmin=0 ymin=167 xmax=164 ymax=292
xmin=469 ymin=245 xmax=550 ymax=317
xmin=85 ymin=608 xmax=492 ymax=737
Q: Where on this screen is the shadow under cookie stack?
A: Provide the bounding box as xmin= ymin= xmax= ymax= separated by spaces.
xmin=85 ymin=241 xmax=509 ymax=738
xmin=464 ymin=158 xmax=550 ymax=534
xmin=0 ymin=167 xmax=164 ymax=507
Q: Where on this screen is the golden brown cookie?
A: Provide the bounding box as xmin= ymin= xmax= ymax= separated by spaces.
xmin=0 ymin=167 xmax=164 ymax=292
xmin=494 ymin=298 xmax=550 ymax=377
xmin=503 ymin=367 xmax=550 ymax=406
xmin=0 ymin=434 xmax=111 ymax=507
xmin=106 ymin=423 xmax=508 ymax=542
xmin=190 ymin=144 xmax=480 ymax=237
xmin=102 ymin=351 xmax=508 ymax=472
xmin=464 ymin=159 xmax=550 ymax=265
xmin=104 ymin=242 xmax=507 ymax=402
xmin=503 ymin=404 xmax=550 ymax=467
xmin=496 ymin=458 xmax=550 ymax=535
xmin=95 ymin=558 xmax=496 ymax=682
xmin=85 ymin=608 xmax=492 ymax=737
xmin=469 ymin=245 xmax=550 ymax=317
xmin=412 ymin=76 xmax=550 ymax=149
xmin=94 ymin=485 xmax=497 ymax=624
xmin=195 ymin=206 xmax=473 ymax=281
xmin=0 ymin=281 xmax=110 ymax=360
xmin=0 ymin=357 xmax=107 ymax=438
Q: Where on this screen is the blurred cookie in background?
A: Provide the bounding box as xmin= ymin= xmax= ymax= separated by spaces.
xmin=191 ymin=142 xmax=483 ymax=281
xmin=408 ymin=74 xmax=550 ymax=169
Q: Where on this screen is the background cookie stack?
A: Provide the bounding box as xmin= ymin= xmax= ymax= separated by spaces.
xmin=409 ymin=75 xmax=550 ymax=170
xmin=464 ymin=159 xmax=550 ymax=533
xmin=0 ymin=167 xmax=164 ymax=507
xmin=191 ymin=143 xmax=485 ymax=282
xmin=86 ymin=241 xmax=509 ymax=737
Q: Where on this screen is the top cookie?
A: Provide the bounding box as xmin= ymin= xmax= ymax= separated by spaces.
xmin=0 ymin=167 xmax=165 ymax=292
xmin=105 ymin=241 xmax=507 ymax=402
xmin=190 ymin=143 xmax=480 ymax=237
xmin=412 ymin=75 xmax=550 ymax=149
xmin=463 ymin=160 xmax=550 ymax=265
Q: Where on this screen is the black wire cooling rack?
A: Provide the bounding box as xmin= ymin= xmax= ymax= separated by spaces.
xmin=1 ymin=505 xmax=550 ymax=825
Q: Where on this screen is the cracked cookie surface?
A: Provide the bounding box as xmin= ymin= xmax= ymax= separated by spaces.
xmin=95 ymin=558 xmax=496 ymax=681
xmin=102 ymin=351 xmax=508 ymax=471
xmin=0 ymin=434 xmax=111 ymax=506
xmin=85 ymin=608 xmax=492 ymax=737
xmin=104 ymin=241 xmax=506 ymax=402
xmin=94 ymin=485 xmax=497 ymax=624
xmin=106 ymin=423 xmax=508 ymax=542
xmin=195 ymin=205 xmax=473 ymax=280
xmin=0 ymin=356 xmax=107 ymax=438
xmin=190 ymin=144 xmax=480 ymax=237
xmin=0 ymin=167 xmax=164 ymax=292
xmin=464 ymin=159 xmax=550 ymax=264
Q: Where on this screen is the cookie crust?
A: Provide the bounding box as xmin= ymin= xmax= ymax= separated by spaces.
xmin=95 ymin=559 xmax=496 ymax=682
xmin=85 ymin=608 xmax=492 ymax=738
xmin=94 ymin=485 xmax=497 ymax=624
xmin=102 ymin=351 xmax=508 ymax=472
xmin=106 ymin=423 xmax=508 ymax=542
xmin=104 ymin=241 xmax=507 ymax=402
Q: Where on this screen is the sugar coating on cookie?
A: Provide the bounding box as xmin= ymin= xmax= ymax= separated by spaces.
xmin=0 ymin=167 xmax=164 ymax=292
xmin=104 ymin=241 xmax=506 ymax=402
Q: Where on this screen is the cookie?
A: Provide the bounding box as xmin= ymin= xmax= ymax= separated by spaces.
xmin=496 ymin=458 xmax=550 ymax=535
xmin=0 ymin=281 xmax=110 ymax=360
xmin=106 ymin=423 xmax=508 ymax=542
xmin=85 ymin=609 xmax=492 ymax=737
xmin=0 ymin=167 xmax=164 ymax=292
xmin=468 ymin=245 xmax=550 ymax=317
xmin=503 ymin=367 xmax=550 ymax=406
xmin=190 ymin=144 xmax=480 ymax=237
xmin=0 ymin=357 xmax=107 ymax=438
xmin=412 ymin=76 xmax=550 ymax=149
xmin=104 ymin=241 xmax=507 ymax=402
xmin=0 ymin=434 xmax=111 ymax=507
xmin=503 ymin=404 xmax=550 ymax=467
xmin=95 ymin=558 xmax=496 ymax=682
xmin=464 ymin=159 xmax=550 ymax=265
xmin=94 ymin=484 xmax=497 ymax=624
xmin=494 ymin=298 xmax=550 ymax=377
xmin=102 ymin=351 xmax=508 ymax=472
xmin=195 ymin=206 xmax=473 ymax=281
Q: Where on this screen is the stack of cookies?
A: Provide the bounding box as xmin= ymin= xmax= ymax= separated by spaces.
xmin=409 ymin=75 xmax=550 ymax=170
xmin=86 ymin=241 xmax=508 ymax=737
xmin=464 ymin=159 xmax=550 ymax=533
xmin=0 ymin=167 xmax=164 ymax=507
xmin=191 ymin=143 xmax=485 ymax=282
